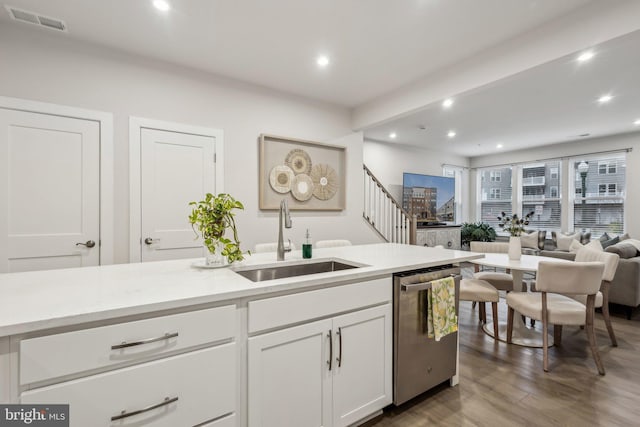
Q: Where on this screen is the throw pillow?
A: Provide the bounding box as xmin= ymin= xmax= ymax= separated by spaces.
xmin=585 ymin=239 xmax=604 ymax=252
xmin=605 ymin=242 xmax=639 ymax=259
xmin=569 ymin=239 xmax=583 ymax=253
xmin=580 ymin=231 xmax=591 ymax=244
xmin=601 ymin=236 xmax=620 ymax=249
xmin=520 ymin=231 xmax=539 ymax=250
xmin=619 ymin=233 xmax=631 ymax=241
xmin=598 ymin=232 xmax=611 ymax=243
xmin=552 ymin=232 xmax=580 ymax=251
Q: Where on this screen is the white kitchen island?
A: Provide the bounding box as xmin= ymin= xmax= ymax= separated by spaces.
xmin=0 ymin=243 xmax=482 ymax=427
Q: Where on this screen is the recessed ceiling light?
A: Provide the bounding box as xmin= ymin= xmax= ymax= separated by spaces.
xmin=496 ymin=144 xmax=503 ymax=149
xmin=447 ymin=131 xmax=456 ymax=138
xmin=634 ymin=119 xmax=640 ymax=126
xmin=598 ymin=94 xmax=613 ymax=104
xmin=577 ymin=50 xmax=595 ymax=62
xmin=316 ymin=55 xmax=330 ymax=67
xmin=153 ymin=0 xmax=171 ymax=12
xmin=442 ymin=98 xmax=454 ymax=109
xmin=389 ymin=132 xmax=397 ymax=139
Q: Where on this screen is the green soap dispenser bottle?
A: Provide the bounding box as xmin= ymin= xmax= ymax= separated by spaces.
xmin=303 ymin=229 xmax=312 ymax=259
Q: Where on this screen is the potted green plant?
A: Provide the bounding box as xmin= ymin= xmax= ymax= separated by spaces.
xmin=189 ymin=193 xmax=248 ymax=266
xmin=496 ymin=211 xmax=534 ymax=260
xmin=460 ymin=222 xmax=497 ymax=249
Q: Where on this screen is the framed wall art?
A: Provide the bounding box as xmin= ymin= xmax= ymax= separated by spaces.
xmin=259 ymin=134 xmax=346 ymax=210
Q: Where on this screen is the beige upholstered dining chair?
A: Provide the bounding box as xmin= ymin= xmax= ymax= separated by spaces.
xmin=315 ymin=239 xmax=352 ymax=248
xmin=254 ymin=242 xmax=296 ymax=253
xmin=506 ymin=261 xmax=606 ymax=375
xmin=572 ymin=247 xmax=620 ymax=346
xmin=460 ymin=278 xmax=500 ymax=336
xmin=470 ymin=242 xmax=520 ymax=291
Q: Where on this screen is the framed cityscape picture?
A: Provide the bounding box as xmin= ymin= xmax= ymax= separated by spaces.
xmin=259 ymin=134 xmax=346 ymax=210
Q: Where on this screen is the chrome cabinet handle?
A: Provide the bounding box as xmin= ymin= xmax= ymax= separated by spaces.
xmin=144 ymin=237 xmax=157 ymax=245
xmin=111 ymin=332 xmax=178 ymax=350
xmin=111 ymin=396 xmax=178 ymax=421
xmin=337 ymin=327 xmax=342 ymax=367
xmin=75 ymin=240 xmax=96 ymax=248
xmin=327 ymin=330 xmax=333 ymax=371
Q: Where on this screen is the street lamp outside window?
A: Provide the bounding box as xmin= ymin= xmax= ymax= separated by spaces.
xmin=578 ymin=161 xmax=589 ymax=202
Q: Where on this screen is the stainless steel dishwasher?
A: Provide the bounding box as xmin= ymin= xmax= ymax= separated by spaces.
xmin=393 ymin=265 xmax=460 ymax=405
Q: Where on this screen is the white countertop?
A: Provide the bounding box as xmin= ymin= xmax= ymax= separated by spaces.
xmin=0 ymin=243 xmax=482 ymax=337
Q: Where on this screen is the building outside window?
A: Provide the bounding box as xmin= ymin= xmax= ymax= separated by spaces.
xmin=480 ymin=167 xmax=512 ymax=231
xmin=521 ymin=161 xmax=561 ymax=232
xmin=573 ymin=153 xmax=625 ymax=236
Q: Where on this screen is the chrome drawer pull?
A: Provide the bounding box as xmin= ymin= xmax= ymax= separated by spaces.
xmin=111 ymin=396 xmax=178 ymax=421
xmin=111 ymin=332 xmax=178 ymax=350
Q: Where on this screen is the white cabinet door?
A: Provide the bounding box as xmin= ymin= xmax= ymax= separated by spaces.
xmin=0 ymin=109 xmax=100 ymax=273
xmin=140 ymin=128 xmax=216 ymax=262
xmin=248 ymin=319 xmax=332 ymax=427
xmin=332 ymin=304 xmax=392 ymax=427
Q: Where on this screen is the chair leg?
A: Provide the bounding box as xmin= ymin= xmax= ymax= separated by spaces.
xmin=491 ymin=302 xmax=499 ymax=338
xmin=506 ymin=307 xmax=514 ymax=343
xmin=553 ymin=325 xmax=562 ymax=346
xmin=542 ymin=293 xmax=549 ymax=372
xmin=601 ymin=282 xmax=617 ymax=346
xmin=472 ymin=301 xmax=477 ymax=309
xmin=479 ymin=302 xmax=486 ymax=323
xmin=586 ymin=295 xmax=605 ymax=375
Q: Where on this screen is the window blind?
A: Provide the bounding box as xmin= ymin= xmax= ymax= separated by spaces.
xmin=479 ymin=166 xmax=512 ymax=231
xmin=520 ymin=160 xmax=562 ymax=233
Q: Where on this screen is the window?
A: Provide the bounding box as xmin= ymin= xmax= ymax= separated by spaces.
xmin=521 ymin=160 xmax=562 ymax=232
xmin=573 ymin=154 xmax=626 ymax=236
xmin=443 ymin=165 xmax=463 ymax=223
xmin=479 ymin=166 xmax=512 ymax=231
xmin=598 ymin=161 xmax=617 ymax=175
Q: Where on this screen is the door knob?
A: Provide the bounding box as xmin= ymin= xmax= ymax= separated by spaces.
xmin=144 ymin=237 xmax=154 ymax=245
xmin=76 ymin=240 xmax=96 ymax=248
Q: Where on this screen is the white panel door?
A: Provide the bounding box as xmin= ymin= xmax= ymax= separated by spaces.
xmin=0 ymin=109 xmax=100 ymax=273
xmin=140 ymin=128 xmax=215 ymax=262
xmin=332 ymin=304 xmax=392 ymax=427
xmin=248 ymin=319 xmax=333 ymax=427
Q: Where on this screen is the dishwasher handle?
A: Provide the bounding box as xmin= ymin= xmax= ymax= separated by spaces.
xmin=400 ymin=274 xmax=457 ymax=293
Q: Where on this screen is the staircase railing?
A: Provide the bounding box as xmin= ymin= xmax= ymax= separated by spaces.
xmin=363 ymin=165 xmax=416 ymax=244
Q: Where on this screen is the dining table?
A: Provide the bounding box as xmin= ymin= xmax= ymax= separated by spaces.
xmin=470 ymin=253 xmax=571 ymax=348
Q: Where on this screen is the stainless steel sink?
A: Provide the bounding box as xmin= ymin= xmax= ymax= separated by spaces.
xmin=233 ymin=259 xmax=360 ymax=282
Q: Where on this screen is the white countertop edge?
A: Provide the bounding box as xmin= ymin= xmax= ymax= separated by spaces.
xmin=0 ymin=244 xmax=484 ymax=337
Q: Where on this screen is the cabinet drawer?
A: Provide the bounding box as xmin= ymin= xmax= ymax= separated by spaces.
xmin=21 ymin=305 xmax=236 ymax=385
xmin=248 ymin=278 xmax=391 ymax=333
xmin=22 ymin=344 xmax=236 ymax=427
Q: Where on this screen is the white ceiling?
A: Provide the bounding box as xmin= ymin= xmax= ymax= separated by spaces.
xmin=0 ymin=0 xmax=592 ymax=107
xmin=363 ymin=29 xmax=640 ymax=157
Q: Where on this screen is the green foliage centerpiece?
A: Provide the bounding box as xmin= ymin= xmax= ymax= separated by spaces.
xmin=189 ymin=193 xmax=247 ymax=266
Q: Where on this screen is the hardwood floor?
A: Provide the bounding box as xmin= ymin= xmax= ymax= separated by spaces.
xmin=365 ymin=288 xmax=640 ymax=426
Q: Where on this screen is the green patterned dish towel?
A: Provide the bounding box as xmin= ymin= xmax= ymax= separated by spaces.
xmin=427 ymin=276 xmax=458 ymax=341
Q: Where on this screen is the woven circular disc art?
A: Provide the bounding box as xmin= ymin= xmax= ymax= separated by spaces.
xmin=285 ymin=149 xmax=312 ymax=175
xmin=310 ymin=163 xmax=339 ymax=200
xmin=291 ymin=174 xmax=314 ymax=201
xmin=269 ymin=165 xmax=294 ymax=193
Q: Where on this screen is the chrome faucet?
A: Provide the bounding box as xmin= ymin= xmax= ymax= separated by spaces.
xmin=277 ymin=199 xmax=292 ymax=261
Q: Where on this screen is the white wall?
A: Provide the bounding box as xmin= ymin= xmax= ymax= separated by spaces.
xmin=0 ymin=25 xmax=378 ymax=264
xmin=469 ymin=131 xmax=640 ymax=238
xmin=363 ymin=140 xmax=471 ymax=222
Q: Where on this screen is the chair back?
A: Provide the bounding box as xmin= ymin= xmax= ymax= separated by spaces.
xmin=470 ymin=241 xmax=509 ymax=253
xmin=315 ymin=239 xmax=352 ymax=248
xmin=254 ymin=242 xmax=297 ymax=253
xmin=536 ymin=261 xmax=604 ymax=295
xmin=574 ymin=247 xmax=620 ymax=282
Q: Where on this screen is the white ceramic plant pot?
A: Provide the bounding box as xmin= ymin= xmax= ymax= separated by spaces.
xmin=508 ymin=236 xmax=522 ymax=261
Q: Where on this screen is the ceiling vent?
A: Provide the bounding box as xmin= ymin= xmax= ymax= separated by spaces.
xmin=5 ymin=5 xmax=67 ymax=32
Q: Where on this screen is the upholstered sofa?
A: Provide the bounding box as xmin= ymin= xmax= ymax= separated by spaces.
xmin=540 ymin=242 xmax=640 ymax=318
